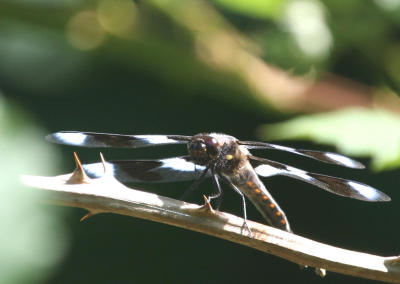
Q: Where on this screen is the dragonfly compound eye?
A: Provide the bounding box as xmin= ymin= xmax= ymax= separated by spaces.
xmin=189 ymin=139 xmax=207 ymax=155
xmin=204 ymin=137 xmax=219 ymax=157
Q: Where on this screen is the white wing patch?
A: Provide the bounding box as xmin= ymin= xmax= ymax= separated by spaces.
xmin=347 ymin=181 xmax=379 ymax=200
xmin=255 ymin=164 xmax=312 ymax=181
xmin=271 ymin=144 xmax=293 ymax=152
xmin=254 ymin=164 xmax=281 ymax=177
xmin=325 ymin=153 xmax=359 ymax=168
xmin=158 ymin=157 xmax=206 ymax=172
xmin=285 ymin=166 xmax=313 ymax=181
xmin=83 ymin=162 xmax=114 ymax=178
xmin=55 ymin=132 xmax=87 ymax=145
xmin=135 ymin=135 xmax=177 ymax=144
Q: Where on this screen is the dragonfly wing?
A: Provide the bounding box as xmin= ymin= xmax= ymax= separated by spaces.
xmin=83 ymin=156 xmax=209 ymax=183
xmin=250 ymin=156 xmax=390 ymax=202
xmin=239 ymin=140 xmax=364 ymax=169
xmin=46 ymin=131 xmax=191 ymax=148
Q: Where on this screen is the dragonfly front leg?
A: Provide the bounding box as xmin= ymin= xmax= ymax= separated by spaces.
xmin=208 ymin=168 xmax=223 ymax=209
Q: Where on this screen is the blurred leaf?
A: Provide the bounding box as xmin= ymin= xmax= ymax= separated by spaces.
xmin=0 ymin=21 xmax=86 ymax=94
xmin=0 ymin=95 xmax=69 ymax=284
xmin=258 ymin=107 xmax=400 ymax=171
xmin=211 ymin=0 xmax=287 ymax=19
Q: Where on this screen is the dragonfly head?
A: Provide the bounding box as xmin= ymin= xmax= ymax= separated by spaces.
xmin=188 ymin=135 xmax=220 ymax=165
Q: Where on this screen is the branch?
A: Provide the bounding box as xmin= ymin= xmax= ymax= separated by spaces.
xmin=21 ymin=153 xmax=400 ymax=283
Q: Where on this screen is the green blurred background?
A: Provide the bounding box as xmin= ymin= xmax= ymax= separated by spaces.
xmin=1 ymin=0 xmax=400 ymax=283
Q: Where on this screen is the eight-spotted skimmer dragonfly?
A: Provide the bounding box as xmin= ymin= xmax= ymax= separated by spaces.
xmin=47 ymin=131 xmax=390 ymax=233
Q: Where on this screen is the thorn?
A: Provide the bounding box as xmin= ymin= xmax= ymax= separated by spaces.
xmin=203 ymin=194 xmax=215 ymax=212
xmin=199 ymin=194 xmax=215 ymax=213
xmin=80 ymin=212 xmax=95 ymax=222
xmin=74 ymin=151 xmax=83 ymax=170
xmin=99 ymin=152 xmax=107 ymax=174
xmin=315 ymin=267 xmax=326 ymax=277
xmin=67 ymin=152 xmax=90 ymax=184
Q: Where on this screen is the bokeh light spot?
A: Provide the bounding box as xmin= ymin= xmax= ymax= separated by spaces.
xmin=66 ymin=10 xmax=106 ymax=51
xmin=97 ymin=0 xmax=137 ymax=37
xmin=375 ymin=0 xmax=400 ymax=10
xmin=284 ymin=0 xmax=332 ymax=59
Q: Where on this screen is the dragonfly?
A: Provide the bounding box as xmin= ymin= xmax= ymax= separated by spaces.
xmin=46 ymin=131 xmax=391 ymax=234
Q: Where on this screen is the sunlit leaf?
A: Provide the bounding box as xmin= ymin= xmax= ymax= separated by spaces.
xmin=258 ymin=107 xmax=400 ymax=171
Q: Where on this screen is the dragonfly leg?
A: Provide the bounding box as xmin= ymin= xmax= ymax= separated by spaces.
xmin=180 ymin=167 xmax=209 ymax=200
xmin=220 ymin=175 xmax=253 ymax=238
xmin=208 ymin=168 xmax=224 ymax=209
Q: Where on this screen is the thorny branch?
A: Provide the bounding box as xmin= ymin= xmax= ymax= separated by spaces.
xmin=21 ymin=153 xmax=400 ymax=283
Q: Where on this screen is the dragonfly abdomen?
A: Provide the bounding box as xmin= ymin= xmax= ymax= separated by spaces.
xmin=230 ymin=167 xmax=291 ymax=232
